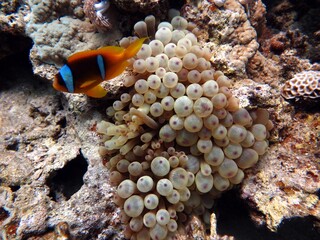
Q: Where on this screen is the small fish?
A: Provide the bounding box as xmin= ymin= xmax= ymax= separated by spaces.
xmin=53 ymin=37 xmax=147 ymax=98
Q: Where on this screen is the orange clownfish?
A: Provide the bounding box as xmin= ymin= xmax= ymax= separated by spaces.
xmin=53 ymin=37 xmax=147 ymax=98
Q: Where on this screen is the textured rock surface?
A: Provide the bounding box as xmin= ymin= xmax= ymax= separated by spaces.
xmin=25 ymin=0 xmax=121 ymax=80
xmin=241 ymin=111 xmax=320 ymax=230
xmin=241 ymin=0 xmax=320 ymax=231
xmin=0 ymin=1 xmax=31 ymax=60
xmin=0 ymin=56 xmax=122 ymax=239
xmin=251 ymin=0 xmax=320 ymax=86
xmin=182 ymin=0 xmax=259 ymax=78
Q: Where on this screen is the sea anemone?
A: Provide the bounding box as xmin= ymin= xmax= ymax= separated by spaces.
xmin=97 ymin=13 xmax=273 ymax=239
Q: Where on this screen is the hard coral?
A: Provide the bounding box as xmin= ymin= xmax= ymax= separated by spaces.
xmin=0 ymin=0 xmax=20 ymax=14
xmin=281 ymin=70 xmax=320 ymax=100
xmin=181 ymin=0 xmax=260 ymax=77
xmin=98 ymin=14 xmax=273 ymax=239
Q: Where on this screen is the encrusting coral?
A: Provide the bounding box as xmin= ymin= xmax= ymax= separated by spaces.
xmin=97 ymin=12 xmax=273 ymax=239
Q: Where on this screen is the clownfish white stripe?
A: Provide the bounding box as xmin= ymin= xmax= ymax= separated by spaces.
xmin=97 ymin=55 xmax=106 ymax=80
xmin=60 ymin=64 xmax=74 ymax=93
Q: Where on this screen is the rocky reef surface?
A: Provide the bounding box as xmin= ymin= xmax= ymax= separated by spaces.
xmin=0 ymin=0 xmax=319 ymax=239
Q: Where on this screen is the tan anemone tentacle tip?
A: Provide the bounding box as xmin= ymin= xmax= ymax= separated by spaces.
xmin=130 ymin=107 xmax=159 ymax=129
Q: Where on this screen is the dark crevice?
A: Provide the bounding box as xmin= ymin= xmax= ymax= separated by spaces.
xmin=56 ymin=115 xmax=67 ymax=128
xmin=0 ymin=207 xmax=9 ymax=224
xmin=9 ymin=185 xmax=20 ymax=192
xmin=278 ymin=216 xmax=320 ymax=240
xmin=215 ymin=188 xmax=320 ymax=240
xmin=0 ymin=38 xmax=47 ymax=94
xmin=0 ymin=38 xmax=55 ymax=96
xmin=316 ymin=189 xmax=320 ymax=199
xmin=4 ymin=137 xmax=20 ymax=151
xmin=21 ymin=226 xmax=56 ymax=240
xmin=46 ymin=151 xmax=88 ymax=201
xmin=168 ymin=0 xmax=185 ymax=10
xmin=215 ymin=189 xmax=277 ymax=240
xmin=0 ymin=32 xmax=32 ymax=63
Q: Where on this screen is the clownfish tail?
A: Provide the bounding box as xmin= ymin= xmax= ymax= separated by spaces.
xmin=124 ymin=37 xmax=148 ymax=60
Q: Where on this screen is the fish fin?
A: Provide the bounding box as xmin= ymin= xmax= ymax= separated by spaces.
xmin=68 ymin=50 xmax=99 ymax=64
xmin=105 ymin=60 xmax=130 ymax=80
xmin=124 ymin=37 xmax=148 ymax=59
xmin=103 ymin=38 xmax=147 ymax=80
xmin=79 ymin=79 xmax=97 ymax=89
xmin=99 ymin=46 xmax=125 ymax=63
xmin=84 ymin=84 xmax=107 ymax=98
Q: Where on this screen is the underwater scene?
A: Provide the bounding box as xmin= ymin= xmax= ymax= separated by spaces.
xmin=0 ymin=0 xmax=319 ymax=239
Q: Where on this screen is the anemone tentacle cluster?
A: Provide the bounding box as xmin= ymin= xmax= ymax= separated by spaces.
xmin=97 ymin=13 xmax=273 ymax=239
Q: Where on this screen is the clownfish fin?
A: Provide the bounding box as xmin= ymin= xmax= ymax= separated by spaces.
xmin=68 ymin=49 xmax=99 ymax=64
xmin=79 ymin=79 xmax=97 ymax=89
xmin=105 ymin=60 xmax=130 ymax=80
xmin=99 ymin=46 xmax=125 ymax=64
xmin=124 ymin=37 xmax=148 ymax=59
xmin=84 ymin=84 xmax=107 ymax=98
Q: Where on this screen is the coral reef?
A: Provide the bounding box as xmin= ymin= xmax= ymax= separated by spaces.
xmin=28 ymin=0 xmax=84 ymax=23
xmin=25 ymin=0 xmax=121 ymax=80
xmin=97 ymin=14 xmax=273 ymax=239
xmin=0 ymin=56 xmax=122 ymax=239
xmin=251 ymin=0 xmax=320 ymax=86
xmin=264 ymin=0 xmax=320 ymax=62
xmin=0 ymin=1 xmax=26 ymax=34
xmin=181 ymin=0 xmax=259 ymax=78
xmin=241 ymin=110 xmax=320 ymax=231
xmin=0 ymin=1 xmax=31 ymax=60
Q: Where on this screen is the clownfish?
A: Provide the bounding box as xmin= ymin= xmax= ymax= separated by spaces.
xmin=53 ymin=37 xmax=147 ymax=98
